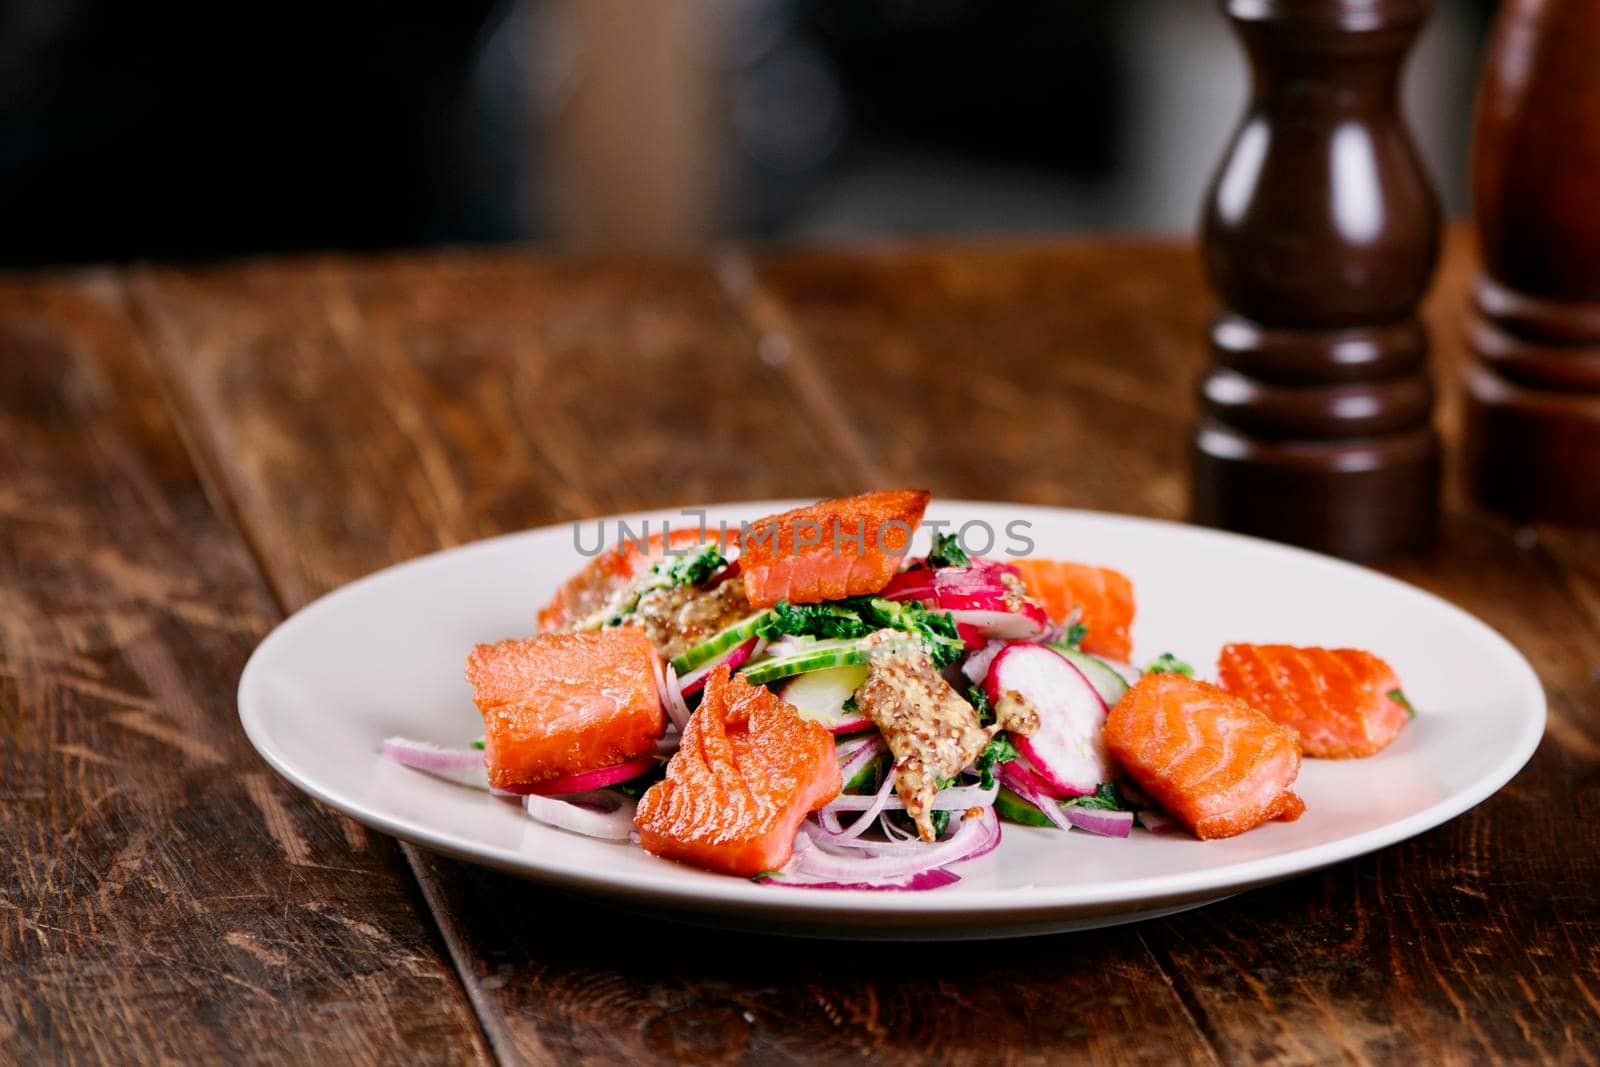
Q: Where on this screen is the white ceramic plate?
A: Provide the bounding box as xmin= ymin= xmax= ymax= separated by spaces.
xmin=238 ymin=502 xmax=1545 ymax=939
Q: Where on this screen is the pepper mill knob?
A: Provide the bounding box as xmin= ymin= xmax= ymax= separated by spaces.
xmin=1191 ymin=0 xmax=1442 ymax=560
xmin=1464 ymin=0 xmax=1600 ymax=525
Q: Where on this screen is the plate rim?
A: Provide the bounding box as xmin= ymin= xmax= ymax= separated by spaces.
xmin=237 ymin=500 xmax=1547 ymax=922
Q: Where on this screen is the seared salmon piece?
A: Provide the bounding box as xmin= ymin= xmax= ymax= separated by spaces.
xmin=1104 ymin=673 xmax=1304 ymax=840
xmin=466 ymin=628 xmax=665 ymax=791
xmin=741 ymin=490 xmax=930 ymax=608
xmin=1217 ymin=643 xmax=1411 ymax=758
xmin=1009 ymin=559 xmax=1136 ymax=662
xmin=538 ymin=526 xmax=738 ymax=632
xmin=635 ymin=667 xmax=840 ymax=876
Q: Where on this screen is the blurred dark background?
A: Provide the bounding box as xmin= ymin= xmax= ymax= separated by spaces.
xmin=0 ymin=0 xmax=1495 ymax=268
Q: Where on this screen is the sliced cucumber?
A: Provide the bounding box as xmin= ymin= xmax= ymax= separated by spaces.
xmin=1053 ymin=647 xmax=1130 ymax=708
xmin=780 ymin=664 xmax=869 ymax=723
xmin=739 ymin=639 xmax=872 ymax=686
xmin=669 ymin=611 xmax=772 ymax=674
xmin=844 ymin=751 xmax=887 ymax=792
xmin=995 ymin=785 xmax=1054 ymax=827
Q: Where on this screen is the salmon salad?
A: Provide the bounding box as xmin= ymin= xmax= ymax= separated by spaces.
xmin=382 ymin=490 xmax=1418 ymax=891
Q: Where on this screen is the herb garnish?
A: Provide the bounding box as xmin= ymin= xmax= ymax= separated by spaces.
xmin=1144 ymin=652 xmax=1195 ymax=677
xmin=926 ymin=532 xmax=971 ymax=569
xmin=1389 ymin=688 xmax=1416 ymax=721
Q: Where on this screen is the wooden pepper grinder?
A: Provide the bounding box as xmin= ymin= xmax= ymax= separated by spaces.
xmin=1464 ymin=0 xmax=1600 ymax=525
xmin=1191 ymin=0 xmax=1442 ymax=560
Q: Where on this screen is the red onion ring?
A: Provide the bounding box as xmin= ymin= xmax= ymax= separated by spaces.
xmin=381 ymin=737 xmax=488 ymax=790
xmin=524 ymin=790 xmax=637 ymax=840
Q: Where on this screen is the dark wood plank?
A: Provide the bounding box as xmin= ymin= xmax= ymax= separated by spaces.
xmin=745 ymin=230 xmax=1600 ymax=1064
xmin=131 ymin=249 xmax=1220 ymax=1065
xmin=0 ymin=273 xmax=492 ymax=1063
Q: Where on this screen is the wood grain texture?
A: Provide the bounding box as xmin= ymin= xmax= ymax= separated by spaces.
xmin=747 ymin=229 xmax=1600 ymax=1064
xmin=0 ymin=274 xmax=492 ymax=1063
xmin=131 ymin=249 xmax=1218 ymax=1064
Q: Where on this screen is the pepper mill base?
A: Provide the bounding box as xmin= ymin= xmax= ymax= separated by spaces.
xmin=1190 ymin=422 xmax=1440 ymax=561
xmin=1463 ymin=359 xmax=1600 ymax=527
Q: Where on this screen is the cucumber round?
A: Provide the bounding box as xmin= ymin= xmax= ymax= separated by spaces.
xmin=669 ymin=611 xmax=771 ymax=674
xmin=739 ymin=641 xmax=872 ymax=685
xmin=780 ymin=664 xmax=870 ymax=725
xmin=843 ymin=751 xmax=887 ymax=793
xmin=1053 ymin=647 xmax=1130 ymax=708
xmin=995 ymin=785 xmax=1054 ymax=827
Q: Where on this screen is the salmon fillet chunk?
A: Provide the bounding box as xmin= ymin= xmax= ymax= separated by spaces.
xmin=635 ymin=667 xmax=841 ymax=876
xmin=1009 ymin=558 xmax=1136 ymax=662
xmin=1217 ymin=643 xmax=1410 ymax=758
xmin=466 ymin=628 xmax=665 ymax=791
xmin=1104 ymin=673 xmax=1305 ymax=840
xmin=741 ymin=490 xmax=930 ymax=608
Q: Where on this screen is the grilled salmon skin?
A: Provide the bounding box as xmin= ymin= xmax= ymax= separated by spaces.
xmin=466 ymin=628 xmax=665 ymax=791
xmin=1104 ymin=673 xmax=1305 ymax=840
xmin=634 ymin=667 xmax=840 ymax=876
xmin=1009 ymin=559 xmax=1136 ymax=662
xmin=741 ymin=490 xmax=930 ymax=608
xmin=1217 ymin=643 xmax=1411 ymax=758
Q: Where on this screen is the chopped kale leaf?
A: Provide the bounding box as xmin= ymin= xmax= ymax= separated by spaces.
xmin=1065 ymin=781 xmax=1128 ymax=811
xmin=756 ymin=596 xmax=965 ymax=668
xmin=973 ymin=733 xmax=1020 ymax=790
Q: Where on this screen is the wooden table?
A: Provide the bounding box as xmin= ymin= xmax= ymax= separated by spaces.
xmin=4 ymin=232 xmax=1596 ymax=1065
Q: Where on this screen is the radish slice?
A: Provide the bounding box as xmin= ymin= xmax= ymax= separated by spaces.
xmin=999 ymin=762 xmax=1076 ymax=833
xmin=879 ymin=570 xmax=936 ymax=602
xmin=494 ymin=754 xmax=659 ymax=796
xmin=930 ymin=560 xmax=1020 ymax=608
xmin=381 ymin=738 xmax=488 ymax=790
xmin=524 ymin=790 xmax=636 ymax=840
xmin=945 ymin=607 xmax=1048 ymax=641
xmin=985 ymin=644 xmax=1111 ymax=798
xmin=678 ymin=637 xmax=759 ymax=696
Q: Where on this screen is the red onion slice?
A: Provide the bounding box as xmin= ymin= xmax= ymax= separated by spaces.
xmin=381 ymin=737 xmax=488 ymax=790
xmin=817 ymin=766 xmax=898 ymax=843
xmin=1138 ymin=809 xmax=1183 ymax=835
xmin=649 ymin=652 xmax=671 ymax=718
xmin=961 ymin=640 xmax=1008 ymax=684
xmin=1061 ymin=806 xmax=1134 ymax=838
xmin=524 ymin=790 xmax=637 ymax=840
xmin=757 ymin=868 xmax=961 ymax=892
xmin=820 ymin=777 xmax=997 ymax=814
xmin=662 ymin=664 xmax=692 ymax=733
xmin=787 ymin=806 xmax=1000 ymax=882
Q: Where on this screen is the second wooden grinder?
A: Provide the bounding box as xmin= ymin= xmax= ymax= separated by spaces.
xmin=1191 ymin=0 xmax=1442 ymax=560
